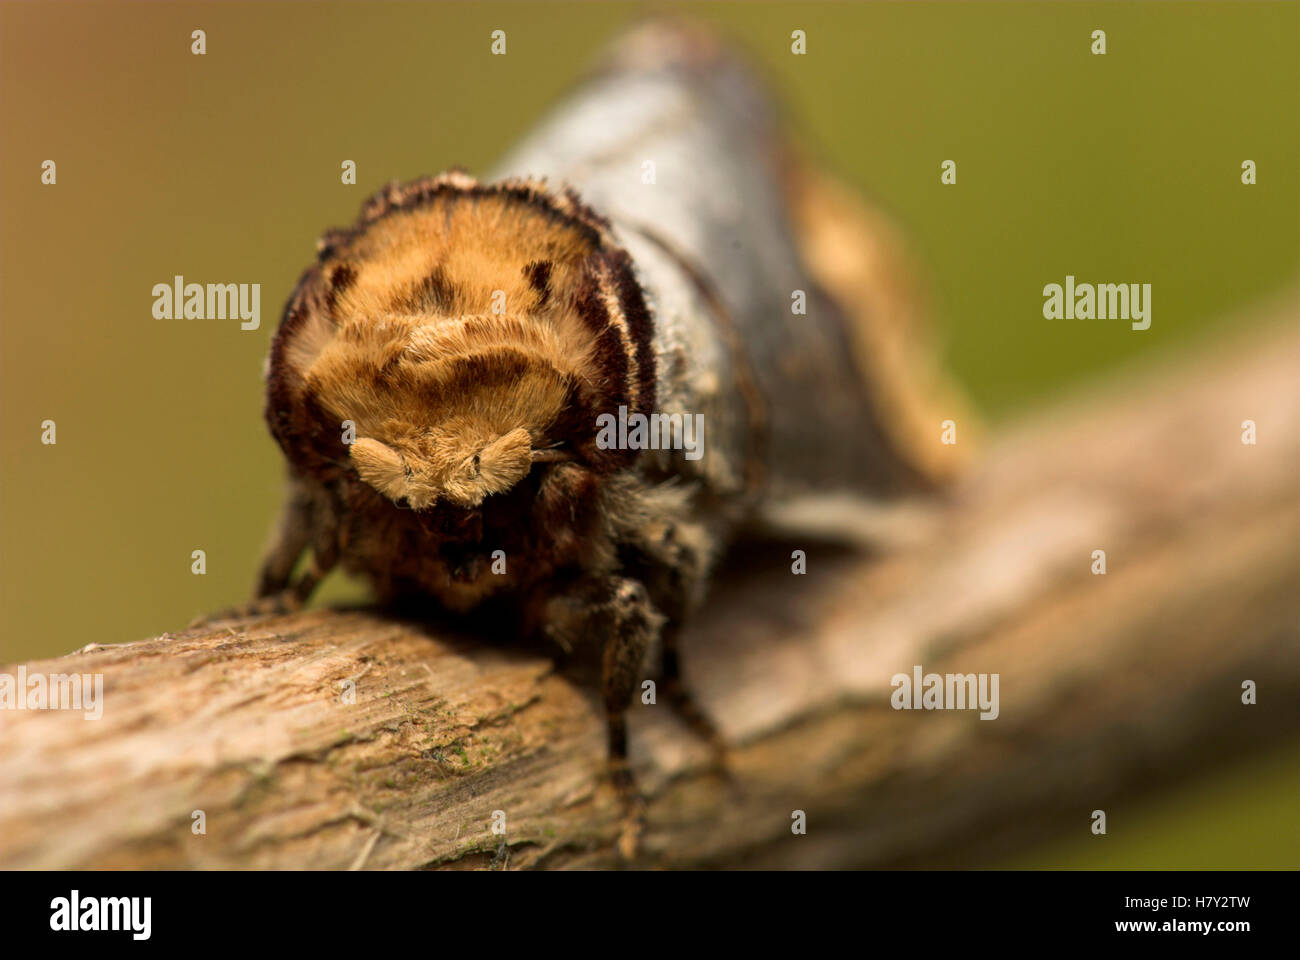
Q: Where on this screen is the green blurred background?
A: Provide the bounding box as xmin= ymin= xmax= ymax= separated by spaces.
xmin=2 ymin=1 xmax=1296 ymax=867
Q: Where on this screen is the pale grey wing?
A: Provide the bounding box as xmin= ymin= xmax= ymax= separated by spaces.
xmin=491 ymin=21 xmax=949 ymax=511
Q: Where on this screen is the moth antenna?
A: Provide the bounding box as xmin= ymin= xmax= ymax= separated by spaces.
xmin=442 ymin=428 xmax=533 ymax=507
xmin=348 ymin=438 xmax=414 ymax=503
xmin=531 ymin=444 xmax=572 ymax=463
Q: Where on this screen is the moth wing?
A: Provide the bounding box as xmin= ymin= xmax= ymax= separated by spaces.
xmin=782 ymin=152 xmax=981 ymax=490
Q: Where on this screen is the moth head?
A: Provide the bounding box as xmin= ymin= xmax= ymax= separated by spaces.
xmin=307 ymin=309 xmax=585 ymax=509
xmin=265 ymin=172 xmax=655 ymax=513
xmin=349 ymin=427 xmax=533 ymax=510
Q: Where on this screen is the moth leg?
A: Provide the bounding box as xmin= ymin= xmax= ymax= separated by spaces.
xmin=542 ymin=575 xmax=664 ymax=861
xmin=273 ymin=494 xmax=341 ymax=610
xmin=254 ymin=476 xmax=316 ymax=597
xmin=268 ymin=480 xmax=340 ymax=605
xmin=623 ymin=520 xmax=730 ymax=772
xmin=190 ymin=482 xmax=337 ymax=627
xmin=190 ymin=552 xmax=338 ymax=626
xmin=659 ymin=624 xmax=729 ymax=775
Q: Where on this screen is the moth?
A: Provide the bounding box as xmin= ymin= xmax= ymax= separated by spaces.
xmin=247 ymin=23 xmax=968 ymax=856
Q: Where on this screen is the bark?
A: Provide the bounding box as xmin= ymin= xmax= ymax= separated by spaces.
xmin=2 ymin=293 xmax=1296 ymax=870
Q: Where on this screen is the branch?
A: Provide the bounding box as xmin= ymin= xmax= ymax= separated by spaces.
xmin=3 ymin=294 xmax=1296 ymax=869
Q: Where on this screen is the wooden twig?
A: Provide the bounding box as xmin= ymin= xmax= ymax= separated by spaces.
xmin=2 ymin=293 xmax=1296 ymax=869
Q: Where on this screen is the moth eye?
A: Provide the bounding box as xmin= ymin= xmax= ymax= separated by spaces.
xmin=395 ymin=496 xmax=411 ymax=510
